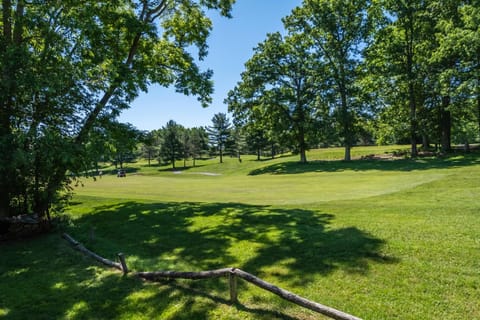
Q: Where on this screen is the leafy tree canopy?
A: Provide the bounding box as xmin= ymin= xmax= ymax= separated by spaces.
xmin=0 ymin=0 xmax=235 ymax=219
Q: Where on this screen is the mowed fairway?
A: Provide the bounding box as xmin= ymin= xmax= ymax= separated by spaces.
xmin=1 ymin=146 xmax=480 ymax=320
xmin=75 ymin=146 xmax=449 ymax=205
xmin=75 ymin=166 xmax=447 ymax=205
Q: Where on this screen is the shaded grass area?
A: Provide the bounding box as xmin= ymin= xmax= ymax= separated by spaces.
xmin=69 ymin=201 xmax=391 ymax=278
xmin=1 ymin=201 xmax=390 ymax=320
xmin=249 ymin=153 xmax=480 ymax=175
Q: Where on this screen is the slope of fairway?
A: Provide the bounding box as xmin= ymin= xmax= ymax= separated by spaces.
xmin=74 ymin=169 xmax=448 ymax=205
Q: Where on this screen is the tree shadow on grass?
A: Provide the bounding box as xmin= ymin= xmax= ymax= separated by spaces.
xmin=249 ymin=152 xmax=480 ymax=175
xmin=0 ymin=201 xmax=397 ymax=319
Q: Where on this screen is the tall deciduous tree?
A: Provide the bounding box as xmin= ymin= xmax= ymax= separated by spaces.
xmin=284 ymin=0 xmax=372 ymax=161
xmin=366 ymin=0 xmax=431 ymax=156
xmin=431 ymin=1 xmax=480 ymax=150
xmin=227 ymin=32 xmax=322 ymax=163
xmin=0 ymin=0 xmax=234 ymax=219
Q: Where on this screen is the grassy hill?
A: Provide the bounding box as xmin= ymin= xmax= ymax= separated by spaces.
xmin=1 ymin=145 xmax=480 ymax=319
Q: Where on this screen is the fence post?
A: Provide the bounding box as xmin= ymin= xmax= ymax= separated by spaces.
xmin=229 ymin=271 xmax=238 ymax=303
xmin=118 ymin=253 xmax=128 ymax=275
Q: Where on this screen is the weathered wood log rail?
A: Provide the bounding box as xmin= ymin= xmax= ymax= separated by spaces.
xmin=63 ymin=233 xmax=362 ymax=320
xmin=62 ymin=233 xmax=124 ymax=271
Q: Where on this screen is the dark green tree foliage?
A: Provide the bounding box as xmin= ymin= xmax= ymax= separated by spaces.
xmin=106 ymin=122 xmax=142 ymax=169
xmin=207 ymin=112 xmax=232 ymax=163
xmin=430 ymin=1 xmax=480 ymax=150
xmin=139 ymin=130 xmax=160 ymax=167
xmin=188 ymin=127 xmax=209 ymax=167
xmin=226 ymin=126 xmax=246 ymax=160
xmin=159 ymin=120 xmax=184 ymax=169
xmin=245 ymin=125 xmax=270 ymax=160
xmin=227 ymin=32 xmax=322 ymax=163
xmin=366 ymin=0 xmax=431 ymax=156
xmin=0 ymin=0 xmax=234 ymax=219
xmin=364 ymin=0 xmax=480 ymax=152
xmin=284 ymin=0 xmax=372 ymax=161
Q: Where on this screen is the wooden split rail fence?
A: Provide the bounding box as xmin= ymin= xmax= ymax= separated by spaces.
xmin=63 ymin=233 xmax=362 ymax=320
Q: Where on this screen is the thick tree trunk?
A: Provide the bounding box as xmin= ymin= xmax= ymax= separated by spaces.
xmin=298 ymin=125 xmax=307 ymax=163
xmin=421 ymin=134 xmax=429 ymax=150
xmin=299 ymin=140 xmax=307 ymax=163
xmin=344 ymin=145 xmax=351 ymax=162
xmin=300 ymin=148 xmax=307 ymax=163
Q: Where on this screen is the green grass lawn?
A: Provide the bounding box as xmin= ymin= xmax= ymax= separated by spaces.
xmin=1 ymin=146 xmax=480 ymax=319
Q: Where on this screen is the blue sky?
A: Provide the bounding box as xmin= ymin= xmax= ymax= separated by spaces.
xmin=119 ymin=0 xmax=302 ymax=131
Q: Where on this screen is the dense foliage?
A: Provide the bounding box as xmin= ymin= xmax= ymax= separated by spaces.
xmin=0 ymin=0 xmax=234 ymax=219
xmin=227 ymin=0 xmax=480 ymax=161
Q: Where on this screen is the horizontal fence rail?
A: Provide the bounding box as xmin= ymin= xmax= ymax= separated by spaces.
xmin=62 ymin=233 xmax=123 ymax=271
xmin=63 ymin=233 xmax=362 ymax=320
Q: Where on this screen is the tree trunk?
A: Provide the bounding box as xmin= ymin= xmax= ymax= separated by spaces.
xmin=300 ymin=148 xmax=307 ymax=163
xmin=477 ymin=93 xmax=480 ymax=139
xmin=422 ymin=134 xmax=429 ymax=150
xmin=439 ymin=96 xmax=451 ymax=153
xmin=23 ymin=2 xmax=153 ymax=222
xmin=0 ymin=0 xmax=17 ymax=217
xmin=477 ymin=74 xmax=480 ymax=139
xmin=344 ymin=145 xmax=351 ymax=162
xmin=298 ymin=125 xmax=307 ymax=164
xmin=405 ymin=8 xmax=418 ymax=158
xmin=408 ymin=83 xmax=418 ymax=157
xmin=340 ymin=90 xmax=352 ymax=161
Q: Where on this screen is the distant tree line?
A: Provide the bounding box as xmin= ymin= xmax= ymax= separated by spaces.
xmin=138 ymin=113 xmax=249 ymax=168
xmin=88 ymin=111 xmax=290 ymax=170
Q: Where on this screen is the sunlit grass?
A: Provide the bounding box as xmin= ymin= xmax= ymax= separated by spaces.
xmin=2 ymin=146 xmax=480 ymax=319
